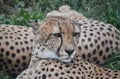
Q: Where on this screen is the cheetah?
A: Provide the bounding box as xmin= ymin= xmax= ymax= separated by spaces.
xmin=47 ymin=6 xmax=120 ymax=64
xmin=30 ymin=15 xmax=120 ymax=65
xmin=16 ymin=15 xmax=120 ymax=78
xmin=16 ymin=54 xmax=120 ymax=79
xmin=0 ymin=25 xmax=34 ymax=75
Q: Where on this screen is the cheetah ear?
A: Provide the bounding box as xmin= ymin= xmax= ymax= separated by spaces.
xmin=29 ymin=20 xmax=41 ymax=32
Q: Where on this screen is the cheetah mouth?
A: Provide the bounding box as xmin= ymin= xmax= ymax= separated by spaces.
xmin=59 ymin=57 xmax=74 ymax=62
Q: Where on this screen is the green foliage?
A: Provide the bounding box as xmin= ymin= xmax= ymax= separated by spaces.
xmin=0 ymin=10 xmax=45 ymax=26
xmin=102 ymin=51 xmax=120 ymax=70
xmin=0 ymin=0 xmax=119 ymax=28
xmin=0 ymin=71 xmax=13 ymax=79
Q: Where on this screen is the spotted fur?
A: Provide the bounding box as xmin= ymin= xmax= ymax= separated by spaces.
xmin=0 ymin=25 xmax=34 ymax=75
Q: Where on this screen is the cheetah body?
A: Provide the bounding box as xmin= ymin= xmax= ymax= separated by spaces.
xmin=17 ymin=16 xmax=120 ymax=79
xmin=0 ymin=25 xmax=34 ymax=75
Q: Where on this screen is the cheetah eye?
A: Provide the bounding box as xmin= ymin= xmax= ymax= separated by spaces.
xmin=73 ymin=32 xmax=80 ymax=37
xmin=53 ymin=33 xmax=62 ymax=37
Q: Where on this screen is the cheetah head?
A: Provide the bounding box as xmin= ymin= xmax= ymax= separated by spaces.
xmin=30 ymin=16 xmax=80 ymax=62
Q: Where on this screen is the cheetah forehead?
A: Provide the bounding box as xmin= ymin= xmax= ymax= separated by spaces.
xmin=39 ymin=16 xmax=80 ymax=33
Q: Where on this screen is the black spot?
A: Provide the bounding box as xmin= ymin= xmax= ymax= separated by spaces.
xmin=100 ymin=27 xmax=104 ymax=30
xmin=21 ymin=47 xmax=25 ymax=52
xmin=81 ymin=39 xmax=85 ymax=42
xmin=106 ymin=32 xmax=110 ymax=36
xmin=97 ymin=32 xmax=100 ymax=35
xmin=7 ymin=59 xmax=12 ymax=64
xmin=5 ymin=41 xmax=9 ymax=45
xmin=55 ymin=73 xmax=59 ymax=77
xmin=38 ymin=72 xmax=41 ymax=74
xmin=16 ymin=59 xmax=21 ymax=64
xmin=50 ymin=68 xmax=54 ymax=72
xmin=96 ymin=60 xmax=100 ymax=64
xmin=0 ymin=36 xmax=3 ymax=39
xmin=6 ymin=51 xmax=10 ymax=56
xmin=89 ymin=33 xmax=93 ymax=36
xmin=59 ymin=77 xmax=63 ymax=79
xmin=26 ymin=47 xmax=30 ymax=50
xmin=101 ymin=24 xmax=105 ymax=26
xmin=17 ymin=37 xmax=21 ymax=40
xmin=17 ymin=68 xmax=22 ymax=72
xmin=0 ymin=48 xmax=4 ymax=52
xmin=10 ymin=46 xmax=14 ymax=50
xmin=90 ymin=29 xmax=93 ymax=31
xmin=22 ymin=62 xmax=27 ymax=66
xmin=94 ymin=27 xmax=98 ymax=30
xmin=70 ymin=76 xmax=74 ymax=79
xmin=22 ymin=56 xmax=26 ymax=60
xmin=88 ymin=38 xmax=91 ymax=41
xmin=105 ymin=40 xmax=108 ymax=44
xmin=90 ymin=43 xmax=93 ymax=47
xmin=82 ymin=54 xmax=86 ymax=59
xmin=102 ymin=33 xmax=106 ymax=37
xmin=108 ymin=28 xmax=112 ymax=31
xmin=111 ymin=34 xmax=114 ymax=38
xmin=84 ymin=26 xmax=87 ymax=28
xmin=116 ymin=36 xmax=119 ymax=40
xmin=97 ymin=45 xmax=100 ymax=50
xmin=84 ymin=45 xmax=88 ymax=49
xmin=109 ymin=40 xmax=113 ymax=45
xmin=24 ymin=41 xmax=28 ymax=44
xmin=115 ymin=42 xmax=119 ymax=45
xmin=91 ymin=24 xmax=94 ymax=26
xmin=19 ymin=34 xmax=23 ymax=36
xmin=103 ymin=55 xmax=106 ymax=60
xmin=84 ymin=34 xmax=87 ymax=37
xmin=99 ymin=50 xmax=103 ymax=56
xmin=78 ymin=46 xmax=81 ymax=50
xmin=94 ymin=39 xmax=98 ymax=43
xmin=12 ymin=53 xmax=16 ymax=57
xmin=11 ymin=68 xmax=16 ymax=72
xmin=106 ymin=47 xmax=109 ymax=52
xmin=92 ymin=49 xmax=96 ymax=55
xmin=14 ymin=64 xmax=18 ymax=67
xmin=20 ymin=42 xmax=23 ymax=45
xmin=83 ymin=31 xmax=86 ymax=33
xmin=47 ymin=74 xmax=52 ymax=78
xmin=0 ymin=53 xmax=3 ymax=57
xmin=30 ymin=39 xmax=33 ymax=42
xmin=98 ymin=37 xmax=101 ymax=40
xmin=24 ymin=37 xmax=27 ymax=39
xmin=25 ymin=34 xmax=29 ymax=36
xmin=65 ymin=64 xmax=70 ymax=67
xmin=87 ymin=53 xmax=91 ymax=58
xmin=42 ymin=74 xmax=46 ymax=79
xmin=18 ymin=30 xmax=21 ymax=32
xmin=93 ymin=57 xmax=97 ymax=61
xmin=101 ymin=41 xmax=105 ymax=46
xmin=16 ymin=49 xmax=20 ymax=53
xmin=9 ymin=36 xmax=13 ymax=39
xmin=15 ymin=42 xmax=19 ymax=45
xmin=24 ymin=30 xmax=27 ymax=32
xmin=59 ymin=66 xmax=63 ymax=70
xmin=61 ymin=72 xmax=65 ymax=75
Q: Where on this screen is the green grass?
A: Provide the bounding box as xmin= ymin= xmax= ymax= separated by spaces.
xmin=0 ymin=0 xmax=120 ymax=78
xmin=0 ymin=71 xmax=13 ymax=79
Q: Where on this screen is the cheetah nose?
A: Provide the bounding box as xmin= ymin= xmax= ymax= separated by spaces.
xmin=65 ymin=49 xmax=74 ymax=56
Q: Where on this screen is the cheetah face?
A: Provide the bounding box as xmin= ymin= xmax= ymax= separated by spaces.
xmin=32 ymin=16 xmax=80 ymax=62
